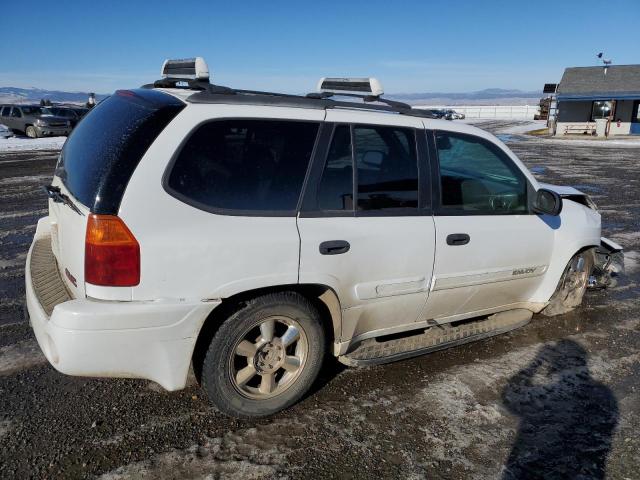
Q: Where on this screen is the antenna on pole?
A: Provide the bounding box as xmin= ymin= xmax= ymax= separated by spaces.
xmin=596 ymin=52 xmax=612 ymax=74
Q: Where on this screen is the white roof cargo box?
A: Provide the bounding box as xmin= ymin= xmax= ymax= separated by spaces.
xmin=317 ymin=77 xmax=384 ymax=97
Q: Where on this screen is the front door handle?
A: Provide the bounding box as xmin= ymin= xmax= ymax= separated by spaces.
xmin=446 ymin=233 xmax=470 ymax=246
xmin=319 ymin=240 xmax=350 ymax=255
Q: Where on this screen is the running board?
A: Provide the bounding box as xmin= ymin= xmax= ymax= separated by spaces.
xmin=338 ymin=309 xmax=533 ymax=367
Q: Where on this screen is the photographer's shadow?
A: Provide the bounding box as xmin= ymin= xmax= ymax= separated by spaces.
xmin=502 ymin=339 xmax=618 ymax=479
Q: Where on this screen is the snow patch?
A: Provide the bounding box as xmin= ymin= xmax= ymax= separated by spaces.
xmin=98 ymin=420 xmax=300 ymax=480
xmin=0 ymin=340 xmax=46 ymax=375
xmin=0 ymin=136 xmax=66 ymax=152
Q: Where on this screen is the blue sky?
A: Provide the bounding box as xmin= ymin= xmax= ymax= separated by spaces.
xmin=2 ymin=0 xmax=639 ymax=94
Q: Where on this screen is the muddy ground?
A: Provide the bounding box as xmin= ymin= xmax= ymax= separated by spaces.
xmin=0 ymin=123 xmax=638 ymax=479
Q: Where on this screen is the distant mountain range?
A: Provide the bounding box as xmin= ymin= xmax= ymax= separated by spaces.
xmin=0 ymin=86 xmax=542 ymax=106
xmin=0 ymin=87 xmax=108 ymax=105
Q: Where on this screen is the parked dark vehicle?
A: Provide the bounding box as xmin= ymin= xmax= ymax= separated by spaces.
xmin=421 ymin=108 xmax=446 ymax=118
xmin=50 ymin=107 xmax=86 ymax=128
xmin=0 ymin=104 xmax=71 ymax=138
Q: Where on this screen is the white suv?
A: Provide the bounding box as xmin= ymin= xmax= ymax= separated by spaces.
xmin=25 ymin=58 xmax=622 ymax=418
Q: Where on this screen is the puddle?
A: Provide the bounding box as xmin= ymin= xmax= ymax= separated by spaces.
xmin=497 ymin=134 xmax=517 ymax=142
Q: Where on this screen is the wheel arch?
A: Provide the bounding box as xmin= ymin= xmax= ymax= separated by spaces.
xmin=191 ymin=283 xmax=342 ymax=382
xmin=533 ymin=241 xmax=599 ymax=303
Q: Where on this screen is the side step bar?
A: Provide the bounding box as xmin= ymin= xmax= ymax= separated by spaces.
xmin=338 ymin=309 xmax=533 ymax=367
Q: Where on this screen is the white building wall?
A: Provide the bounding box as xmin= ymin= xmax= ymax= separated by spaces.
xmin=414 ymin=105 xmax=538 ymax=119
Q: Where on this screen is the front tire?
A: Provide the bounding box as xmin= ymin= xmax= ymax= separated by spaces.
xmin=25 ymin=126 xmax=39 ymax=138
xmin=542 ymin=249 xmax=594 ymax=316
xmin=200 ymin=292 xmax=326 ymax=418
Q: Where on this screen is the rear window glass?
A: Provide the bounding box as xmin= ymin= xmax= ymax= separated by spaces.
xmin=166 ymin=120 xmax=319 ymax=214
xmin=55 ymin=89 xmax=184 ymax=213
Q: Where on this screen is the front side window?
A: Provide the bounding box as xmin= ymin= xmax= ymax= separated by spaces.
xmin=591 ymin=101 xmax=613 ymax=120
xmin=167 ymin=120 xmax=319 ymax=214
xmin=435 ymin=132 xmax=527 ymax=214
xmin=10 ymin=108 xmax=21 ymax=118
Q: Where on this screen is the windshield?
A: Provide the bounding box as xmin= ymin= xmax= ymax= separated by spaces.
xmin=51 ymin=108 xmax=76 ymax=118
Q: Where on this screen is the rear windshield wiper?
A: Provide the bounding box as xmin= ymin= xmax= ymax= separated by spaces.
xmin=43 ymin=185 xmax=84 ymax=216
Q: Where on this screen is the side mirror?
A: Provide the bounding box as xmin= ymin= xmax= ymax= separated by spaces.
xmin=532 ymin=188 xmax=563 ymax=216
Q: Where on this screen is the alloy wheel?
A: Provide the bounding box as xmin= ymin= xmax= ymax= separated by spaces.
xmin=228 ymin=315 xmax=308 ymax=399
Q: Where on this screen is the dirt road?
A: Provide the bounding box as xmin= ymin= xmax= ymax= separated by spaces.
xmin=1 ymin=126 xmax=638 ymax=479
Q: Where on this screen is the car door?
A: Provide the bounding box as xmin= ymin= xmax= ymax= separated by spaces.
xmin=422 ymin=128 xmax=554 ymax=322
xmin=9 ymin=107 xmax=23 ymax=131
xmin=2 ymin=106 xmax=16 ymax=130
xmin=0 ymin=106 xmax=9 ymax=129
xmin=297 ymin=111 xmax=436 ymax=343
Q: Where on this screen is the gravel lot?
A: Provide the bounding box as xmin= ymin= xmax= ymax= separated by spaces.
xmin=0 ymin=123 xmax=638 ymax=479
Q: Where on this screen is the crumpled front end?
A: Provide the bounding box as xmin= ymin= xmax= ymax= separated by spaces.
xmin=590 ymin=237 xmax=624 ymax=288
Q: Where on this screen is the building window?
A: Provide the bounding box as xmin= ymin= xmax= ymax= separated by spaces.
xmin=591 ymin=101 xmax=613 ymax=120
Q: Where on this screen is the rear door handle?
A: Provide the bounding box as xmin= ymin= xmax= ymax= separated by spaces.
xmin=446 ymin=233 xmax=470 ymax=246
xmin=319 ymin=240 xmax=350 ymax=255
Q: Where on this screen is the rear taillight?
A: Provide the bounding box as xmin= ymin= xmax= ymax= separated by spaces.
xmin=85 ymin=214 xmax=140 ymax=286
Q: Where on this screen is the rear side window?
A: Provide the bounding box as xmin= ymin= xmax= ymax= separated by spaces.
xmin=354 ymin=126 xmax=418 ymax=211
xmin=0 ymin=107 xmax=8 ymax=117
xmin=166 ymin=120 xmax=319 ymax=214
xmin=315 ymin=124 xmax=420 ymax=213
xmin=317 ymin=125 xmax=353 ymax=211
xmin=55 ymin=89 xmax=184 ymax=213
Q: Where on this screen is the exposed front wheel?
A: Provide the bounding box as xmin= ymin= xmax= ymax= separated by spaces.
xmin=25 ymin=126 xmax=39 ymax=138
xmin=542 ymin=249 xmax=594 ymax=316
xmin=200 ymin=292 xmax=325 ymax=418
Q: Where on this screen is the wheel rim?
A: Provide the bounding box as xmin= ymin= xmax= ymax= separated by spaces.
xmin=228 ymin=315 xmax=308 ymax=400
xmin=560 ymin=254 xmax=588 ymax=296
xmin=26 ymin=127 xmax=36 ymax=138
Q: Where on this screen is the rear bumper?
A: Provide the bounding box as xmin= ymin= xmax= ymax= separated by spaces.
xmin=25 ymin=217 xmax=219 ymax=390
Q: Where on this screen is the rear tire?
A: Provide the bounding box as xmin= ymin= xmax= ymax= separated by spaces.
xmin=542 ymin=249 xmax=594 ymax=316
xmin=25 ymin=126 xmax=39 ymax=138
xmin=200 ymin=292 xmax=326 ymax=418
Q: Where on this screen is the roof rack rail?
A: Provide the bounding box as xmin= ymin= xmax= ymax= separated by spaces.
xmin=306 ymin=91 xmax=412 ymax=111
xmin=142 ymin=57 xmax=439 ymax=119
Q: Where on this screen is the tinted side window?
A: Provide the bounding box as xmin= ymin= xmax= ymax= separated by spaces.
xmin=317 ymin=125 xmax=353 ymax=211
xmin=435 ymin=132 xmax=527 ymax=214
xmin=354 ymin=126 xmax=418 ymax=211
xmin=11 ymin=108 xmax=21 ymax=118
xmin=0 ymin=107 xmax=8 ymax=117
xmin=167 ymin=120 xmax=319 ymax=214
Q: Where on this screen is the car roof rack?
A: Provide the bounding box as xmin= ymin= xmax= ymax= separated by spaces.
xmin=141 ymin=58 xmax=438 ymax=119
